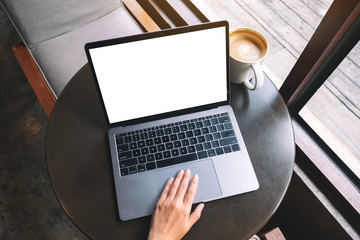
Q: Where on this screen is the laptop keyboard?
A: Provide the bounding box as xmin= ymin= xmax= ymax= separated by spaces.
xmin=115 ymin=112 xmax=241 ymax=176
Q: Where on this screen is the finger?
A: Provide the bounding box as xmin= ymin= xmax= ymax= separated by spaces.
xmin=188 ymin=203 xmax=205 ymax=227
xmin=184 ymin=174 xmax=199 ymax=206
xmin=167 ymin=169 xmax=184 ymax=200
xmin=158 ymin=177 xmax=174 ymax=202
xmin=174 ymin=169 xmax=191 ymax=200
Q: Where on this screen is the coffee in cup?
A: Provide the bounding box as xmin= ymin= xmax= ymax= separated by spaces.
xmin=229 ymin=28 xmax=268 ymax=90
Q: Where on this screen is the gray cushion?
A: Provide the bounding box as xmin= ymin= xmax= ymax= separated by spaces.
xmin=30 ymin=7 xmax=142 ymax=98
xmin=1 ymin=0 xmax=122 ymax=47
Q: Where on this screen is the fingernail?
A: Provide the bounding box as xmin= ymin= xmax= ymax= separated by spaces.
xmin=193 ymin=174 xmax=199 ymax=181
xmin=185 ymin=169 xmax=191 ymax=175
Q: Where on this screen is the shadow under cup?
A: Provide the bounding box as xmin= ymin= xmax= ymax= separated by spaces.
xmin=230 ymin=28 xmax=268 ymax=90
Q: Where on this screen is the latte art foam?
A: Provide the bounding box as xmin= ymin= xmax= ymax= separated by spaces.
xmin=230 ymin=30 xmax=267 ymax=62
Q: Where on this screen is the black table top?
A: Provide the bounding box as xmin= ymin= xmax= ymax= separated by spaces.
xmin=46 ymin=64 xmax=294 ymax=240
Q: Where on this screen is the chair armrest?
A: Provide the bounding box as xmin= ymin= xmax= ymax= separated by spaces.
xmin=122 ymin=0 xmax=161 ymax=32
xmin=11 ymin=43 xmax=55 ymax=118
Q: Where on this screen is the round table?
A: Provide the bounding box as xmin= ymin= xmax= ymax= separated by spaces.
xmin=46 ymin=64 xmax=294 ymax=240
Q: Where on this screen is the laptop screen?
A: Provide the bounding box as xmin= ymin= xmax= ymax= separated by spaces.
xmin=87 ymin=23 xmax=228 ymax=125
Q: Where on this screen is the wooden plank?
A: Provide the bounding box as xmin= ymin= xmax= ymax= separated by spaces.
xmin=325 ymin=69 xmax=360 ymax=118
xmin=11 ymin=43 xmax=55 ymax=118
xmin=260 ymin=0 xmax=315 ymax=41
xmin=300 ymin=84 xmax=360 ymax=175
xmin=301 ymin=0 xmax=334 ymax=18
xmin=122 ymin=0 xmax=161 ymax=32
xmin=148 ymin=0 xmax=177 ymax=28
xmin=164 ymin=0 xmax=202 ymax=25
xmin=239 ymin=0 xmax=307 ymax=57
xmin=282 ymin=0 xmax=324 ymax=29
xmin=260 ymin=227 xmax=286 ymax=240
xmin=182 ymin=0 xmax=209 ymax=23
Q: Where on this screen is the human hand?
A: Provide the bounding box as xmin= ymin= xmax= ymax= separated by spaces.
xmin=148 ymin=169 xmax=205 ymax=240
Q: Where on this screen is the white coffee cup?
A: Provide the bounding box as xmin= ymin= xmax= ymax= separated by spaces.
xmin=229 ymin=27 xmax=269 ymax=90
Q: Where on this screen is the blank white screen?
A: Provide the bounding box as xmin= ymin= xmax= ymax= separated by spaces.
xmin=89 ymin=26 xmax=227 ymax=124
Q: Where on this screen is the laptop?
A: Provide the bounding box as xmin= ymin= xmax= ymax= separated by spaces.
xmin=85 ymin=21 xmax=259 ymax=221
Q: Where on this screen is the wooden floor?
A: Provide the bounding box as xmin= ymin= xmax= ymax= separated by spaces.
xmin=191 ymin=0 xmax=360 ymax=177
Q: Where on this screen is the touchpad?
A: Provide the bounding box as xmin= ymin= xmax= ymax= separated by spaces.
xmin=154 ymin=159 xmax=222 ymax=203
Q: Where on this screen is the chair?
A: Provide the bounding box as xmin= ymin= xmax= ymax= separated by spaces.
xmin=1 ymin=0 xmax=160 ymax=117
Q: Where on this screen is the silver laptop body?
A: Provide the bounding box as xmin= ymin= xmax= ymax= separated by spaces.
xmin=85 ymin=21 xmax=259 ymax=221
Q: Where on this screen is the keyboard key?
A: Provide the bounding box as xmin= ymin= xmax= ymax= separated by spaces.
xmin=117 ymin=144 xmax=129 ymax=152
xmin=197 ymin=136 xmax=206 ymax=143
xmin=216 ymin=124 xmax=225 ymax=131
xmin=146 ymin=162 xmax=156 ymax=170
xmin=137 ymin=164 xmax=146 ymax=172
xmin=119 ymin=158 xmax=137 ymax=168
xmin=221 ymin=130 xmax=235 ymax=138
xmin=211 ymin=140 xmax=220 ymax=148
xmin=149 ymin=146 xmax=157 ymax=153
xmin=189 ymin=137 xmax=197 ymax=145
xmin=204 ymin=142 xmax=212 ymax=150
xmin=194 ymin=129 xmax=201 ymax=136
xmin=224 ymin=146 xmax=232 ymax=153
xmin=170 ymin=134 xmax=178 ymax=141
xmin=124 ymin=136 xmax=132 ymax=143
xmin=146 ymin=139 xmax=154 ymax=146
xmin=195 ymin=122 xmax=203 ymax=128
xmin=157 ymin=144 xmax=165 ymax=152
xmin=156 ymin=129 xmax=164 ymax=136
xmin=171 ymin=149 xmax=180 ymax=156
xmin=180 ymin=125 xmax=188 ymax=131
xmin=219 ymin=137 xmax=238 ymax=146
xmin=198 ymin=151 xmax=208 ymax=159
xmin=154 ymin=137 xmax=162 ymax=144
xmin=231 ymin=144 xmax=241 ymax=152
xmin=141 ymin=148 xmax=149 ymax=155
xmin=129 ymin=166 xmax=137 ymax=174
xmin=186 ymin=131 xmax=194 ymax=138
xmin=209 ymin=126 xmax=217 ymax=133
xmin=174 ymin=141 xmax=181 ymax=148
xmin=119 ymin=151 xmax=132 ymax=160
xmin=195 ymin=144 xmax=204 ymax=151
xmin=140 ymin=132 xmax=149 ymax=140
xmin=187 ymin=146 xmax=195 ymax=153
xmin=180 ymin=147 xmax=187 ymax=155
xmin=205 ymin=134 xmax=213 ymax=141
xmin=208 ymin=149 xmax=216 ymax=157
xmin=120 ymin=168 xmax=129 ymax=176
xmin=224 ymin=123 xmax=233 ymax=130
xmin=188 ymin=123 xmax=195 ymax=130
xmin=129 ymin=142 xmax=137 ymax=150
xmin=203 ymin=120 xmax=211 ymax=126
xmin=201 ymin=127 xmax=209 ymax=134
xmin=165 ymin=142 xmax=174 ymax=150
xmin=219 ymin=116 xmax=230 ymax=123
xmin=133 ymin=149 xmax=140 ymax=157
xmin=138 ymin=156 xmax=146 ymax=164
xmin=164 ymin=128 xmax=172 ymax=134
xmin=162 ymin=135 xmax=170 ymax=143
xmin=156 ymin=153 xmax=198 ymax=168
xmin=148 ymin=131 xmax=156 ymax=138
xmin=155 ymin=152 xmax=163 ymax=160
xmin=163 ymin=151 xmax=171 ymax=159
xmin=216 ymin=147 xmax=224 ymax=155
xmin=213 ymin=133 xmax=221 ymax=140
xmin=181 ymin=139 xmax=190 ymax=146
xmin=138 ymin=141 xmax=145 ymax=148
xmin=116 ymin=137 xmax=124 ymax=145
xmin=147 ymin=154 xmax=155 ymax=162
xmin=178 ymin=132 xmax=186 ymax=139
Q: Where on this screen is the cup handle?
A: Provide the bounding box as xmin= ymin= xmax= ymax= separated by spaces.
xmin=243 ymin=63 xmax=264 ymax=90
